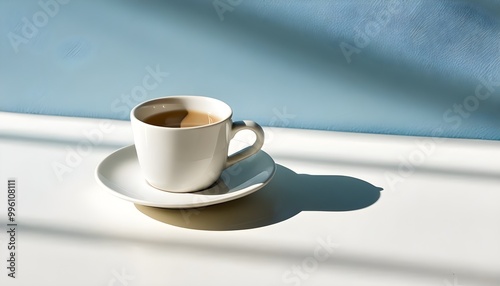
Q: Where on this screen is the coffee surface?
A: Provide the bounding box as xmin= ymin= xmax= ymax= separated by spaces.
xmin=143 ymin=110 xmax=221 ymax=128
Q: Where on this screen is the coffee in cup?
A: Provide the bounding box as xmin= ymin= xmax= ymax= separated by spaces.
xmin=142 ymin=110 xmax=221 ymax=128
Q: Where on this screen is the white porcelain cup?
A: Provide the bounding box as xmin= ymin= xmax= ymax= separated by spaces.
xmin=130 ymin=96 xmax=265 ymax=193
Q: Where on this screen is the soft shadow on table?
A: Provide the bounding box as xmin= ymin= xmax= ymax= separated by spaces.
xmin=135 ymin=165 xmax=382 ymax=231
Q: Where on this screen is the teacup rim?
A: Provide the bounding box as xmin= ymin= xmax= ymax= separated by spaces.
xmin=130 ymin=95 xmax=233 ymax=130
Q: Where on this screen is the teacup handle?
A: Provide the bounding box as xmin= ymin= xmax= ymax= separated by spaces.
xmin=226 ymin=120 xmax=265 ymax=168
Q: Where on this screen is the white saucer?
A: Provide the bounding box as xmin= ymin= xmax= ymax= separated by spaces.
xmin=95 ymin=145 xmax=276 ymax=208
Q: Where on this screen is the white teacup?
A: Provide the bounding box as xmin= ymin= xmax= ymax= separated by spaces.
xmin=130 ymin=96 xmax=265 ymax=193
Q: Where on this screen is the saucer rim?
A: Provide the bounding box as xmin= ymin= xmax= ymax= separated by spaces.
xmin=95 ymin=145 xmax=276 ymax=209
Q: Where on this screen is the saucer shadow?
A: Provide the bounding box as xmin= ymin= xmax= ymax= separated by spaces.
xmin=135 ymin=165 xmax=383 ymax=231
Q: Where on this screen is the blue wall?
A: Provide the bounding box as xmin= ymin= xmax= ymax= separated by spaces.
xmin=1 ymin=0 xmax=499 ymax=139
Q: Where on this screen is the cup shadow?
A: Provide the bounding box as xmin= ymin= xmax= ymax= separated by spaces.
xmin=135 ymin=164 xmax=383 ymax=231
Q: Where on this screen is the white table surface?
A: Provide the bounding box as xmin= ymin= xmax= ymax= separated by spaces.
xmin=1 ymin=111 xmax=499 ymax=286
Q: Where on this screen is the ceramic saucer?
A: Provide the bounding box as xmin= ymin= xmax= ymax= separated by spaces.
xmin=95 ymin=145 xmax=276 ymax=208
